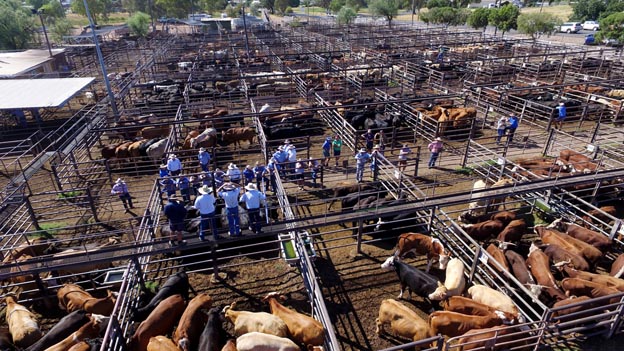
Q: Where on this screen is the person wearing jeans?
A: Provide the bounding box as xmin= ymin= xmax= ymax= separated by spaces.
xmin=428 ymin=137 xmax=444 ymax=168
xmin=111 ymin=178 xmax=134 ymax=212
xmin=218 ymin=182 xmax=241 ymax=236
xmin=354 ymin=148 xmax=371 ymax=183
xmin=194 ymin=185 xmax=218 ymax=241
xmin=240 ymin=183 xmax=266 ymax=234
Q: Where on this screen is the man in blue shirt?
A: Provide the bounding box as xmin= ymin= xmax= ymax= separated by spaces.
xmin=253 ymin=161 xmax=268 ymax=191
xmin=161 ymin=177 xmax=176 ymax=198
xmin=218 ymin=181 xmax=242 ymax=236
xmin=163 ymin=195 xmax=187 ymax=245
xmin=354 ymin=148 xmax=371 ymax=183
xmin=322 ymin=136 xmax=332 ymax=167
xmin=240 ymin=183 xmax=266 ymax=234
xmin=194 ymin=185 xmax=218 ymax=241
xmin=198 ymin=147 xmax=211 ymax=172
xmin=555 ymin=102 xmax=567 ymax=130
xmin=177 ymin=175 xmax=191 ymax=204
xmin=506 ymin=114 xmax=519 ymax=143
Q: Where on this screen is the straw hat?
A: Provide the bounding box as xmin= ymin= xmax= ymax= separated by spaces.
xmin=199 ymin=147 xmax=206 ymax=152
xmin=245 ymin=183 xmax=257 ymax=191
xmin=198 ymin=185 xmax=213 ymax=194
xmin=169 ymin=154 xmax=177 ymax=159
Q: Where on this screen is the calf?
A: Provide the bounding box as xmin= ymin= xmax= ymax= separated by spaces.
xmin=380 ymin=256 xmax=442 ymax=300
xmin=428 ymin=310 xmax=507 ymax=338
xmin=45 ymin=316 xmax=108 ymax=351
xmin=563 ymin=266 xmax=624 ymax=292
xmin=535 ymin=226 xmax=602 ymax=265
xmin=376 ymin=299 xmax=431 ymax=344
xmin=527 ymin=244 xmax=567 ymax=303
xmin=394 ymin=233 xmax=450 ymax=272
xmin=129 ymin=295 xmax=187 ymax=351
xmin=496 ymin=219 xmax=526 ymax=248
xmin=236 ymin=332 xmax=299 ymax=351
xmin=263 ymin=292 xmax=325 ymax=347
xmin=548 ymin=218 xmax=612 ymax=252
xmin=174 ymin=293 xmax=213 ymax=351
xmin=504 ymin=250 xmax=538 ymax=295
xmin=486 ymin=244 xmax=509 ymax=274
xmin=428 ymin=258 xmax=466 ymax=300
xmin=4 ymin=294 xmax=42 ymax=349
xmin=57 ymin=284 xmax=116 ymax=316
xmin=147 ymin=336 xmax=179 ymax=351
xmin=544 ymin=244 xmax=590 ymax=271
xmin=460 ymin=220 xmax=505 ymax=241
xmin=611 ymin=253 xmax=624 ymax=278
xmin=25 ymin=310 xmax=90 ymax=351
xmin=561 ymin=278 xmax=621 ymax=302
xmin=467 ymin=285 xmax=519 ymax=319
xmin=198 ymin=308 xmax=225 ymax=351
xmin=222 ymin=302 xmax=288 ymax=337
xmin=132 ymin=271 xmax=190 ymax=322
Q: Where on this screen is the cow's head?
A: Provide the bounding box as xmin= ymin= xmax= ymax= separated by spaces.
xmin=380 ymin=256 xmax=396 ymax=271
xmin=546 ymin=218 xmax=563 ymax=230
xmin=438 ymin=253 xmax=450 ymax=270
xmin=526 ymin=284 xmax=545 ymax=298
xmin=528 ymin=242 xmax=541 ymax=256
xmin=262 ymin=291 xmax=286 ymax=302
xmin=494 ymin=310 xmax=516 ymax=325
xmin=427 ymin=282 xmax=448 ymax=301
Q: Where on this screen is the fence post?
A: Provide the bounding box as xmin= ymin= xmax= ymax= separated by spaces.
xmin=542 ymin=128 xmax=555 ymax=156
xmin=461 ymin=139 xmax=471 ymax=168
xmin=85 ymin=187 xmax=100 ymax=223
xmin=413 ymin=146 xmax=420 ymax=178
xmin=25 ymin=195 xmax=41 ymax=231
xmin=607 ymin=294 xmax=624 ymax=338
xmin=356 ymin=219 xmax=363 ymax=254
xmin=211 ymin=245 xmax=220 ymax=278
xmin=468 ymin=246 xmax=482 ymax=284
xmin=131 ymin=257 xmax=146 ymax=287
xmin=51 ymin=164 xmax=64 ymax=192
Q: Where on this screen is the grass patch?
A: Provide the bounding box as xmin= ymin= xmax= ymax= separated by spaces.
xmin=454 ymin=167 xmax=474 ymax=175
xmin=520 ymin=4 xmax=572 ymax=21
xmin=144 ymin=281 xmax=159 ymax=294
xmin=57 ymin=191 xmax=83 ymax=199
xmin=35 ymin=221 xmax=68 ymax=237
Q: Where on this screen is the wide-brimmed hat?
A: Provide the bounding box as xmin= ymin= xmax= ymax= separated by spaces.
xmin=198 ymin=185 xmax=213 ymax=194
xmin=199 ymin=147 xmax=206 ymax=152
xmin=245 ymin=183 xmax=257 ymax=191
xmin=373 ymin=145 xmax=380 ymax=149
xmin=116 ymin=178 xmax=123 ymax=183
xmin=288 ymin=145 xmax=296 ymax=150
xmin=559 ymin=102 xmax=565 ymax=106
xmin=168 ymin=154 xmax=177 ymax=159
xmin=326 ymin=136 xmax=332 ymax=141
xmin=228 ymin=163 xmax=238 ymax=170
xmin=359 ymin=148 xmax=366 ymax=153
xmin=223 ymin=182 xmax=236 ymax=191
xmin=435 ymin=137 xmax=442 ymax=141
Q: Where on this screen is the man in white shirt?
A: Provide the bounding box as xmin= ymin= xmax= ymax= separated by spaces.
xmin=167 ymin=154 xmax=182 ymax=176
xmin=194 ymin=185 xmax=218 ymax=241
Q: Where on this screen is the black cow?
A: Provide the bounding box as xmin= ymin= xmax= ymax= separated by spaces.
xmin=26 ymin=310 xmax=90 ymax=351
xmin=198 ymin=307 xmax=225 ymax=351
xmin=132 ymin=271 xmax=190 ymax=321
xmin=0 ymin=327 xmax=10 ymax=351
xmin=380 ymin=255 xmax=441 ymax=300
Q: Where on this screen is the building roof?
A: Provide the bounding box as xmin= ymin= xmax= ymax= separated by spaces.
xmin=0 ymin=78 xmax=95 ymax=110
xmin=0 ymin=49 xmax=65 ymax=78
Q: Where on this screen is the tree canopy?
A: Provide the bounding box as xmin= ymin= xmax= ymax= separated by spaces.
xmin=50 ymin=18 xmax=73 ymax=43
xmin=369 ymin=0 xmax=399 ymax=27
xmin=571 ymin=0 xmax=606 ymax=22
xmin=489 ymin=4 xmax=519 ymax=35
xmin=421 ymin=6 xmax=469 ymax=26
xmin=128 ymin=11 xmax=150 ymax=37
xmin=596 ymin=12 xmax=624 ymax=44
xmin=517 ymin=12 xmax=560 ymax=39
xmin=337 ymin=6 xmax=357 ymax=25
xmin=41 ymin=1 xmax=66 ymax=23
xmin=0 ymin=0 xmax=36 ymax=50
xmin=71 ymin=0 xmax=113 ymax=25
xmin=426 ymin=0 xmax=450 ymax=9
xmin=329 ymin=0 xmax=345 ymax=14
xmin=467 ymin=7 xmax=490 ymax=30
xmin=154 ymin=0 xmax=193 ymax=19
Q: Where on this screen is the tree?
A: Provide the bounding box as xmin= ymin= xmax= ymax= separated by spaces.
xmin=329 ymin=0 xmax=345 ymax=14
xmin=289 ymin=0 xmax=301 ymax=7
xmin=421 ymin=6 xmax=469 ymax=26
xmin=315 ymin=0 xmax=332 ymax=14
xmin=50 ymin=18 xmax=73 ymax=42
xmin=71 ymin=0 xmax=113 ymax=25
xmin=337 ymin=5 xmax=357 ymax=25
xmin=467 ymin=7 xmax=490 ymax=31
xmin=128 ymin=11 xmax=150 ymax=37
xmin=0 ymin=0 xmax=36 ymax=50
xmin=517 ymin=13 xmax=560 ymax=40
xmin=27 ymin=0 xmax=48 ymax=11
xmin=154 ymin=0 xmax=193 ymax=19
xmin=571 ymin=0 xmax=606 ymax=22
xmin=369 ymin=0 xmax=399 ymax=27
xmin=275 ymin=0 xmax=289 ymax=14
xmin=488 ymin=4 xmax=519 ymax=35
xmin=346 ymin=0 xmax=364 ymax=11
xmin=601 ymin=0 xmax=624 ymax=20
xmin=426 ymin=0 xmax=450 ymax=8
xmin=41 ymin=0 xmax=66 ymax=23
xmin=596 ymin=12 xmax=624 ymax=44
xmin=200 ymin=0 xmax=228 ymax=13
xmin=262 ymin=0 xmax=275 ymax=13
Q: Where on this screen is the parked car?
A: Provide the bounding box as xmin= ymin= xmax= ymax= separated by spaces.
xmin=560 ymin=22 xmax=582 ymax=33
xmin=603 ymin=38 xmax=621 ymax=47
xmin=582 ymin=20 xmax=600 ymax=31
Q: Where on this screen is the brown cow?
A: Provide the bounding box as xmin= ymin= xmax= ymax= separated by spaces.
xmin=129 ymin=295 xmax=187 ymax=351
xmin=174 ymin=293 xmax=213 ymax=351
xmin=394 ymin=233 xmax=450 ymax=272
xmin=220 ymin=340 xmax=236 ymax=351
xmin=115 ymin=141 xmax=134 ymax=159
xmin=504 ymin=250 xmax=536 ymax=287
xmin=496 ymin=219 xmax=526 ymax=248
xmin=263 ymin=292 xmax=325 ymax=347
xmin=583 ymin=206 xmax=617 ymax=228
xmin=128 ymin=139 xmax=149 ymax=158
xmin=560 ymin=278 xmax=621 ymax=302
xmin=140 ymin=125 xmax=171 ymax=139
xmin=147 ymin=336 xmax=180 ymax=351
xmin=452 ymin=325 xmax=523 ymax=351
xmin=4 ymin=294 xmax=41 ymax=348
xmin=563 ymin=266 xmax=624 ymax=292
xmin=544 ymin=244 xmax=591 ymax=272
xmin=45 ymin=316 xmax=107 ymax=351
xmin=526 ymin=243 xmax=567 ymax=303
xmin=101 ymin=143 xmax=122 ymax=160
xmin=376 ymin=299 xmax=431 ymax=344
xmin=611 ymin=253 xmax=624 ymax=278
xmin=440 ymin=296 xmax=513 ymax=320
xmin=486 ymin=244 xmax=509 ymax=274
xmin=428 ymin=311 xmax=507 ymax=338
xmin=551 ymin=296 xmax=594 ymax=319
xmin=535 ymin=226 xmax=602 ymax=265
xmin=221 ymin=127 xmax=256 ymax=148
xmin=548 ymin=218 xmax=612 ymax=252
xmin=557 ymin=149 xmax=600 ymax=173
xmin=458 ymin=210 xmax=516 ymax=226
xmin=57 ymin=284 xmax=116 ymax=316
xmin=460 ymin=220 xmax=505 ymax=241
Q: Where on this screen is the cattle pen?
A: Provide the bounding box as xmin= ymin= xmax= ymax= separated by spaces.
xmin=4 ymin=18 xmax=624 ymax=351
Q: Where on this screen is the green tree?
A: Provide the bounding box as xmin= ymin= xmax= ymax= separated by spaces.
xmin=71 ymin=0 xmax=113 ymax=25
xmin=201 ymin=0 xmax=228 ymax=13
xmin=154 ymin=0 xmax=193 ymax=19
xmin=346 ymin=0 xmax=364 ymax=11
xmin=27 ymin=0 xmax=48 ymax=11
xmin=50 ymin=18 xmax=73 ymax=42
xmin=315 ymin=0 xmax=332 ymax=13
xmin=467 ymin=7 xmax=490 ymax=30
xmin=127 ymin=11 xmax=150 ymax=37
xmin=262 ymin=0 xmax=275 ymax=13
xmin=0 ymin=0 xmax=36 ymax=50
xmin=40 ymin=0 xmax=66 ymax=23
xmin=426 ymin=0 xmax=450 ymax=8
xmin=601 ymin=0 xmax=624 ymax=20
xmin=517 ymin=12 xmax=560 ymax=39
xmin=571 ymin=0 xmax=606 ymax=22
xmin=289 ymin=0 xmax=301 ymax=7
xmin=421 ymin=6 xmax=469 ymax=26
xmin=275 ymin=0 xmax=289 ymax=14
xmin=489 ymin=4 xmax=519 ymax=35
xmin=330 ymin=0 xmax=345 ymax=13
xmin=369 ymin=0 xmax=399 ymax=27
xmin=596 ymin=12 xmax=624 ymax=44
xmin=337 ymin=5 xmax=356 ymax=25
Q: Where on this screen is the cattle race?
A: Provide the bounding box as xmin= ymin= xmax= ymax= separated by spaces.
xmin=3 ymin=12 xmax=624 ymax=351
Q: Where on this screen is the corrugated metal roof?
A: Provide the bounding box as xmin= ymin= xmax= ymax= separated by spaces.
xmin=0 ymin=78 xmax=95 ymax=110
xmin=0 ymin=49 xmax=65 ymax=78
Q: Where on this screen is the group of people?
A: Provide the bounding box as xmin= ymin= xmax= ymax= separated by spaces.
xmin=496 ymin=114 xmax=520 ymax=145
xmin=270 ymin=139 xmax=324 ymax=191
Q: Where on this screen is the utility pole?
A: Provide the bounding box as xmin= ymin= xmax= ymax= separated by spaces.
xmin=32 ymin=9 xmax=53 ymax=57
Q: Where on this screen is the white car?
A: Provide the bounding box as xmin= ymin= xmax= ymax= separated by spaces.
xmin=560 ymin=22 xmax=582 ymax=33
xmin=582 ymin=20 xmax=600 ymax=31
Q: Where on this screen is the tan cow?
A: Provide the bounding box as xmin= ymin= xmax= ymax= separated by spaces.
xmin=428 ymin=310 xmax=507 ymax=338
xmin=4 ymin=294 xmax=42 ymax=348
xmin=147 ymin=336 xmax=180 ymax=351
xmin=611 ymin=253 xmax=624 ymax=278
xmin=440 ymin=296 xmax=515 ymax=322
xmin=562 ymin=267 xmax=624 ymax=292
xmin=466 ymin=285 xmax=519 ymax=319
xmin=428 ymin=258 xmax=466 ymax=300
xmin=57 ymin=284 xmax=116 ymax=316
xmin=263 ymin=292 xmax=325 ymax=347
xmin=535 ymin=226 xmax=603 ymax=265
xmin=526 ymin=243 xmax=567 ymax=303
xmin=486 ymin=243 xmax=509 ymax=274
xmin=548 ymin=218 xmax=612 ymax=252
xmin=561 ymin=278 xmax=621 ymax=303
xmin=129 ymin=295 xmax=187 ymax=351
xmin=376 ymin=299 xmax=430 ymax=345
xmin=222 ymin=302 xmax=288 ymax=337
xmin=173 ymin=293 xmax=213 ymax=351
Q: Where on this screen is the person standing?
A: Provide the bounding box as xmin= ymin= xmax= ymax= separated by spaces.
xmin=287 ymin=145 xmax=297 ymax=172
xmin=167 ymin=154 xmax=182 ymax=177
xmin=226 ymin=163 xmax=242 ymax=184
xmin=163 ymin=195 xmax=187 ymax=246
xmin=332 ymin=135 xmax=343 ymax=167
xmin=243 ymin=165 xmax=254 ymax=185
xmin=161 ymin=176 xmax=176 ymax=198
xmin=427 ymin=137 xmax=444 ymax=168
xmin=213 ymin=168 xmax=225 ymax=188
xmin=294 ymin=159 xmax=305 ymax=190
xmin=374 ymin=130 xmax=387 ymax=152
xmin=370 ymin=146 xmax=380 ymax=179
xmin=496 ymin=116 xmax=507 ymax=145
xmin=177 ymin=175 xmax=191 ymax=204
xmin=198 ymin=147 xmax=211 ymax=172
xmin=111 ymin=178 xmax=134 ymax=213
xmin=361 ymin=129 xmax=374 ymax=151
xmin=555 ymin=102 xmax=567 ymax=130
xmin=218 ymin=181 xmax=242 ymax=237
xmin=398 ymin=144 xmax=411 ymax=172
xmin=267 ymin=158 xmax=279 ymax=193
xmin=240 ymin=183 xmax=266 ymax=234
xmin=194 ymin=185 xmax=218 ymax=241
xmin=506 ymin=114 xmax=519 ymax=143
xmin=354 ymin=148 xmax=371 ymax=183
xmin=322 ymin=136 xmax=332 ymax=167
xmin=253 ymin=161 xmax=268 ymax=191
xmin=159 ymin=164 xmax=169 ymax=178
xmin=309 ymin=159 xmax=321 ymax=187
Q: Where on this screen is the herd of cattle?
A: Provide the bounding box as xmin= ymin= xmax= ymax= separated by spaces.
xmin=1 ymin=272 xmax=326 ymax=351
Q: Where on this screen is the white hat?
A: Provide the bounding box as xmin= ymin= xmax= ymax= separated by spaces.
xmin=169 ymin=154 xmax=176 ymax=159
xmin=435 ymin=137 xmax=442 ymax=141
xmin=116 ymin=178 xmax=123 ymax=183
xmin=198 ymin=185 xmax=213 ymax=194
xmin=559 ymin=102 xmax=565 ymax=106
xmin=245 ymin=183 xmax=257 ymax=191
xmin=228 ymin=163 xmax=238 ymax=170
xmin=288 ymin=145 xmax=296 ymax=150
xmin=246 ymin=165 xmax=252 ymax=169
xmin=278 ymin=146 xmax=284 ymax=151
xmin=326 ymin=136 xmax=332 ymax=141
xmin=359 ymin=148 xmax=366 ymax=152
xmin=199 ymin=147 xmax=206 ymax=152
